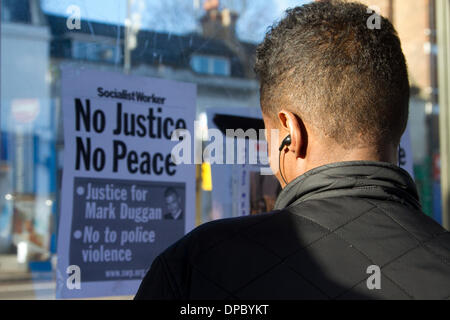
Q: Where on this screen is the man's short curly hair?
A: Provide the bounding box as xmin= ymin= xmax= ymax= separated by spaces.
xmin=254 ymin=0 xmax=410 ymax=148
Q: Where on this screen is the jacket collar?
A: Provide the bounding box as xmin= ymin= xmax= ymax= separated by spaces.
xmin=274 ymin=161 xmax=421 ymax=211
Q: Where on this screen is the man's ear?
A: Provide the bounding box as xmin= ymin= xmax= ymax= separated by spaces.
xmin=278 ymin=110 xmax=307 ymax=159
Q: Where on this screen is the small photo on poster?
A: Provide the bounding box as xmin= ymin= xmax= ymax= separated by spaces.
xmin=163 ymin=187 xmax=184 ymax=221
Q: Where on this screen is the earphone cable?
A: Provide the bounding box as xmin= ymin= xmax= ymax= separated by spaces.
xmin=279 ymin=149 xmax=288 ymax=185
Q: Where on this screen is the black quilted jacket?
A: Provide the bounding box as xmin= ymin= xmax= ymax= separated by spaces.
xmin=135 ymin=161 xmax=450 ymax=300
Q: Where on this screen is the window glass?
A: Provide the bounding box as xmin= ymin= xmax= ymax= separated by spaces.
xmin=1 ymin=0 xmax=31 ymax=24
xmin=191 ymin=55 xmax=230 ymax=76
xmin=212 ymin=57 xmax=230 ymax=76
xmin=191 ymin=55 xmax=210 ymax=74
xmin=0 ymin=0 xmax=447 ymax=300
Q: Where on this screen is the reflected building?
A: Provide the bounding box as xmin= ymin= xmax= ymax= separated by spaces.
xmin=360 ymin=0 xmax=441 ymax=221
xmin=0 ymin=0 xmax=56 ymax=264
xmin=0 ymin=1 xmax=261 ymax=261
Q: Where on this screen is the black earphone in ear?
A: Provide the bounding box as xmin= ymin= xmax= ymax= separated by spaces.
xmin=279 ymin=135 xmax=291 ymax=185
xmin=279 ymin=135 xmax=292 ymax=151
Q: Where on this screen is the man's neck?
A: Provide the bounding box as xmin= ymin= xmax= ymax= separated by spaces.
xmin=301 ymin=144 xmax=398 ymax=178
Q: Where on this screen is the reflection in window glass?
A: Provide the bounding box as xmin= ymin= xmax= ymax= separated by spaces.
xmin=73 ymin=42 xmax=117 ymax=63
xmin=213 ymin=57 xmax=229 ymax=76
xmin=1 ymin=0 xmax=31 ymax=24
xmin=191 ymin=55 xmax=209 ymax=74
xmin=0 ymin=0 xmax=447 ymax=300
xmin=191 ymin=55 xmax=230 ymax=76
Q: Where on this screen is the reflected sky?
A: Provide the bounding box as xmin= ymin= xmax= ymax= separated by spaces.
xmin=41 ymin=0 xmax=309 ymax=43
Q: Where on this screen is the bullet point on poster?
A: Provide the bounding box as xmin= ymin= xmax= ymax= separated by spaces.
xmin=73 ymin=230 xmax=82 ymax=239
xmin=76 ymin=186 xmax=85 ymax=196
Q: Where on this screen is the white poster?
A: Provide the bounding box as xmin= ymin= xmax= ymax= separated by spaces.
xmin=57 ymin=67 xmax=196 ymax=299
